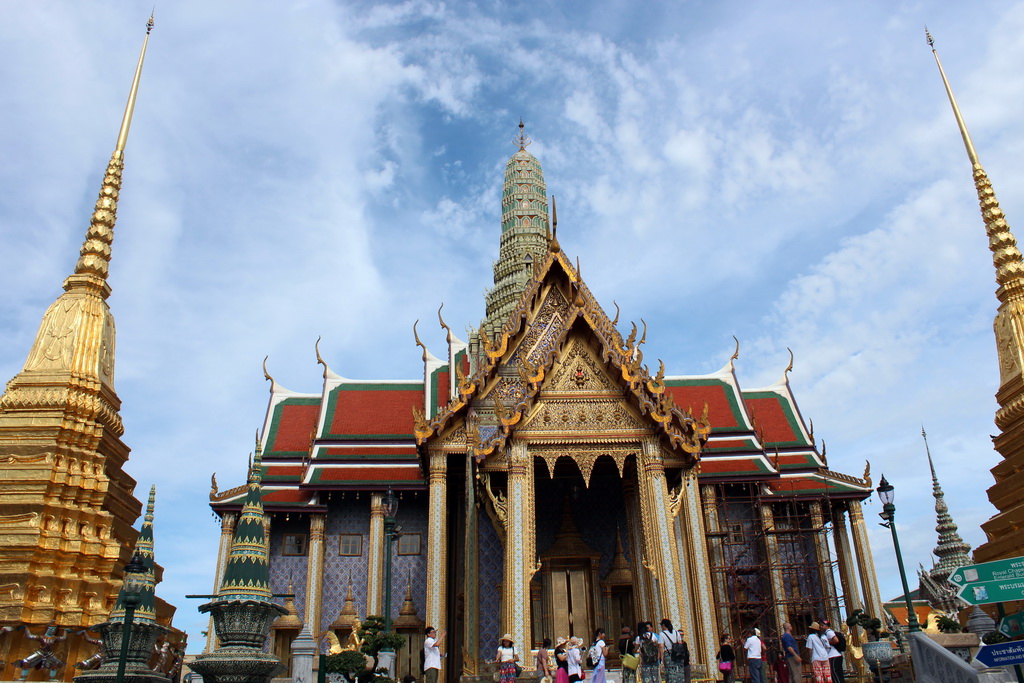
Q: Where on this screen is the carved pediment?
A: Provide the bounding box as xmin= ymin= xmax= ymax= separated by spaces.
xmin=544 ymin=336 xmax=621 ymax=394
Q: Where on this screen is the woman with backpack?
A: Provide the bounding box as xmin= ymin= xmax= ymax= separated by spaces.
xmin=618 ymin=626 xmax=638 ymax=683
xmin=658 ymin=619 xmax=690 ymax=683
xmin=589 ymin=629 xmax=608 ymax=683
xmin=636 ymin=622 xmax=661 ymax=683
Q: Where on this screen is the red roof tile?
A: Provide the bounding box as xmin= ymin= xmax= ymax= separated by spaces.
xmin=323 ymin=384 xmax=422 ymax=439
xmin=666 ymin=382 xmax=743 ymax=430
xmin=263 ymin=489 xmax=314 ymax=503
xmin=316 ymin=467 xmax=424 ymax=482
xmin=699 ymin=458 xmax=771 ymax=474
xmin=269 ymin=401 xmax=321 ymax=455
xmin=744 ymin=394 xmax=802 ymax=445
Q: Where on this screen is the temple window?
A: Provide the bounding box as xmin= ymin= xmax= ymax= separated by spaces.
xmin=397 ymin=533 xmax=421 ymax=556
xmin=339 ymin=534 xmax=362 ymax=556
xmin=726 ymin=523 xmax=745 ymax=544
xmin=283 ymin=534 xmax=307 ymax=556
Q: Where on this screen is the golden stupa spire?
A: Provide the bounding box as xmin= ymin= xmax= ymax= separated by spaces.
xmin=927 ymin=28 xmax=1024 ymax=292
xmin=71 ymin=13 xmax=154 ymax=296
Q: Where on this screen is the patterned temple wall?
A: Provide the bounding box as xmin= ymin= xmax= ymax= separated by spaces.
xmin=478 ymin=508 xmax=503 ymax=661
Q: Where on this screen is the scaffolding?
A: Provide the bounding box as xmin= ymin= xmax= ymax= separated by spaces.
xmin=702 ymin=482 xmax=847 ymax=645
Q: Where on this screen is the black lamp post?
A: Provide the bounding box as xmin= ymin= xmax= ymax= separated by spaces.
xmin=382 ymin=488 xmax=400 ymax=632
xmin=876 ymin=475 xmax=921 ymax=633
xmin=116 ymin=551 xmax=148 ymax=683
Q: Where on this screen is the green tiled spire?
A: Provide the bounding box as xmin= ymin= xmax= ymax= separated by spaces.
xmin=111 ymin=485 xmax=158 ymax=623
xmin=484 ymin=121 xmax=550 ymax=334
xmin=218 ymin=436 xmax=272 ymax=601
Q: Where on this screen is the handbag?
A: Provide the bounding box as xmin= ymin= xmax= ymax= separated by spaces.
xmin=514 ymin=664 xmax=523 ymax=678
xmin=718 ymin=662 xmax=732 ymax=672
xmin=622 ymin=654 xmax=640 ymax=671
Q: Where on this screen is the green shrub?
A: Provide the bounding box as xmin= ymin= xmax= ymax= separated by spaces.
xmin=324 ymin=650 xmax=370 ymax=676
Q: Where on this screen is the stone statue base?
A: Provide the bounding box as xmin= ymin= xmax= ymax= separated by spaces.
xmin=190 ymin=599 xmax=288 ymax=683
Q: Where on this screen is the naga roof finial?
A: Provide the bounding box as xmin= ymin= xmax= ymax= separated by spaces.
xmin=731 ymin=336 xmax=740 ymax=362
xmin=612 ymin=301 xmax=620 ymax=326
xmin=262 ymin=355 xmax=277 ymax=392
xmin=550 ymin=195 xmax=560 ymax=252
xmin=413 ymin=320 xmax=428 ymax=362
xmin=785 ymin=348 xmax=794 ymax=375
xmin=438 ymin=303 xmax=453 ymax=343
xmin=315 ymin=336 xmax=330 ymax=379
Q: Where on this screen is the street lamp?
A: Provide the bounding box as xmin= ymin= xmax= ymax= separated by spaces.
xmin=876 ymin=476 xmax=921 ymax=633
xmin=382 ymin=488 xmax=399 ymax=632
xmin=116 ymin=551 xmax=148 ymax=683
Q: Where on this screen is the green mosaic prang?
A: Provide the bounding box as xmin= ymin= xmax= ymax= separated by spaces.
xmin=218 ymin=440 xmax=273 ymax=602
xmin=111 ymin=484 xmax=158 ymax=623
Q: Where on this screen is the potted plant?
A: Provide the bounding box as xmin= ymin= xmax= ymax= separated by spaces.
xmin=847 ymin=610 xmax=893 ymax=669
xmin=358 ymin=616 xmax=406 ymax=681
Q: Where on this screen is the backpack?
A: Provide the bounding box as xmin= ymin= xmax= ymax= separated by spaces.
xmin=663 ymin=631 xmax=689 ymax=664
xmin=586 ymin=643 xmax=601 ymax=668
xmin=833 ymin=631 xmax=847 ymax=653
xmin=640 ymin=636 xmax=660 ymax=664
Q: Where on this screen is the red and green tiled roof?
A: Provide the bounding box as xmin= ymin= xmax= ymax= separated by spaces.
xmin=765 ymin=473 xmax=870 ymax=498
xmin=313 ymin=445 xmax=419 ymax=460
xmin=305 ymin=465 xmax=425 ymax=487
xmin=700 ymin=436 xmax=762 ymax=454
xmin=698 ymin=456 xmax=775 ymax=477
xmin=319 ymin=382 xmax=423 ymax=440
xmin=264 ymin=397 xmax=321 ymax=457
xmin=665 ymin=378 xmax=748 ymax=432
xmin=743 ymin=390 xmax=811 ymax=448
xmin=429 ymin=364 xmax=450 ymax=418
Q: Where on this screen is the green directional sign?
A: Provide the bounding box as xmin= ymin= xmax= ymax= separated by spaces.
xmin=957 ymin=578 xmax=1024 ymax=606
xmin=949 ymin=556 xmax=1024 ymax=586
xmin=999 ymin=611 xmax=1024 ymax=639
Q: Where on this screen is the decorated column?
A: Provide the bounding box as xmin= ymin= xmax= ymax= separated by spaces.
xmin=462 ymin=451 xmax=480 ymax=675
xmin=809 ymin=502 xmax=840 ymax=626
xmin=760 ymin=503 xmax=789 ymax=633
xmin=700 ymin=484 xmax=732 ymax=634
xmin=502 ymin=439 xmax=536 ymax=648
xmin=637 ymin=437 xmax=686 ymax=634
xmin=677 ymin=471 xmax=716 ymax=671
xmin=832 ymin=508 xmax=862 ymax=615
xmin=624 ymin=475 xmax=656 ymax=622
xmin=848 ymin=501 xmax=884 ymax=621
xmin=304 ymin=513 xmax=326 ymax=636
xmin=425 ymin=450 xmax=448 ymax=634
xmin=367 ymin=493 xmax=385 ymax=615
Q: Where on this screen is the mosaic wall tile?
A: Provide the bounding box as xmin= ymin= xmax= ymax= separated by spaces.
xmin=323 ymin=497 xmax=371 ymax=634
xmin=478 ymin=509 xmax=503 ymax=661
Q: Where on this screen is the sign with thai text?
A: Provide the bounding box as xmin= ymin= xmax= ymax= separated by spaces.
xmin=974 ymin=641 xmax=1024 ymax=668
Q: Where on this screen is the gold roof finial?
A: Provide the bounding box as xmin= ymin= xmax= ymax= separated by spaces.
xmin=730 ymin=335 xmax=740 ymax=362
xmin=515 ymin=118 xmax=531 ymax=151
xmin=928 ymin=28 xmax=1024 ymax=291
xmin=549 ymin=195 xmax=560 ymax=251
xmin=71 ymin=13 xmax=154 ymax=292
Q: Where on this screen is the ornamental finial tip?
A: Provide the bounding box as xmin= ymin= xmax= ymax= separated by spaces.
xmin=147 ymin=10 xmax=155 ymax=35
xmin=514 ymin=120 xmax=531 ymax=150
xmin=925 ymin=26 xmax=934 ymax=48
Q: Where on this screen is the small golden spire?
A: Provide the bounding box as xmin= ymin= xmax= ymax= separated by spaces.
xmin=549 ymin=195 xmax=560 ymax=251
xmin=71 ymin=14 xmax=154 ymax=293
xmin=928 ymin=28 xmax=1024 ymax=291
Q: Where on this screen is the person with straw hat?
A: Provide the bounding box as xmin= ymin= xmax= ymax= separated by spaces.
xmin=494 ymin=634 xmax=520 ymax=683
xmin=554 ymin=636 xmax=570 ymax=683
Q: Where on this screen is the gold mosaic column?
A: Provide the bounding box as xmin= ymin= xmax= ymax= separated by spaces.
xmin=637 ymin=437 xmax=686 ymax=632
xmin=809 ymin=502 xmax=839 ymax=625
xmin=368 ymin=493 xmax=385 ymax=615
xmin=832 ymin=508 xmax=862 ymax=615
xmin=502 ymin=439 xmax=535 ymax=648
xmin=678 ymin=473 xmax=716 ymax=670
xmin=425 ymin=450 xmax=448 ymax=636
xmin=760 ymin=503 xmax=789 ymax=632
xmin=624 ymin=474 xmax=655 ymax=621
xmin=305 ymin=513 xmax=327 ymax=635
xmin=671 ymin=515 xmax=697 ymax=645
xmin=205 ymin=511 xmax=237 ymax=652
xmin=848 ymin=501 xmax=883 ymax=620
xmin=700 ymin=484 xmax=731 ymax=634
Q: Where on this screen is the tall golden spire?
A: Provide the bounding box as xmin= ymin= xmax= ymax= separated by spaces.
xmin=70 ymin=13 xmax=154 ymax=297
xmin=0 ymin=15 xmax=161 ymax=646
xmin=927 ymin=28 xmax=1024 ymax=292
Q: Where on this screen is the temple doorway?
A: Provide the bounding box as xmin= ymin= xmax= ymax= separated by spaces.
xmin=532 ymin=457 xmax=633 ymax=646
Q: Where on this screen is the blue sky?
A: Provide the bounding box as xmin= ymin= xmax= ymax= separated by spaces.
xmin=3 ymin=1 xmax=1024 ymax=649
